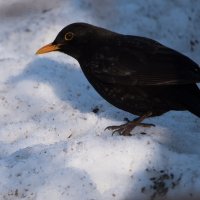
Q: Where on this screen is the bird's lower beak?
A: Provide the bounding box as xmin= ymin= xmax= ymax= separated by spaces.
xmin=36 ymin=43 xmax=60 ymax=55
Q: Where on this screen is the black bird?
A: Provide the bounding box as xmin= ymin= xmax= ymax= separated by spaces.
xmin=36 ymin=23 xmax=200 ymax=136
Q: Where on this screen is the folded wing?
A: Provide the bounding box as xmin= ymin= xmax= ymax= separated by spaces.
xmin=92 ymin=36 xmax=200 ymax=86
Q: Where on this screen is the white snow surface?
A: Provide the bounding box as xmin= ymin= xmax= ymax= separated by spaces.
xmin=0 ymin=0 xmax=200 ymax=200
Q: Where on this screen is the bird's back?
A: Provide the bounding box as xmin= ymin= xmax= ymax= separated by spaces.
xmin=79 ymin=34 xmax=200 ymax=117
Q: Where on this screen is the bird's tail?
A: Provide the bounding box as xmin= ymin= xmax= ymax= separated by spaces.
xmin=181 ymin=84 xmax=200 ymax=118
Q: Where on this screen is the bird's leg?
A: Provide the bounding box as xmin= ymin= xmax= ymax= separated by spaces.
xmin=105 ymin=112 xmax=154 ymax=136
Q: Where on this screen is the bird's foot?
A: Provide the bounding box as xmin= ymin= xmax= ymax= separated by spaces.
xmin=124 ymin=117 xmax=155 ymax=127
xmin=105 ymin=122 xmax=155 ymax=136
xmin=105 ymin=123 xmax=133 ymax=136
xmin=105 ymin=112 xmax=155 ymax=136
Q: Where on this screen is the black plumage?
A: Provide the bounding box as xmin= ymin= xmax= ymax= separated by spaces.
xmin=36 ymin=23 xmax=200 ymax=135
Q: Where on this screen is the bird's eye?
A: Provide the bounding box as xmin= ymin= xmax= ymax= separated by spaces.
xmin=64 ymin=32 xmax=74 ymax=41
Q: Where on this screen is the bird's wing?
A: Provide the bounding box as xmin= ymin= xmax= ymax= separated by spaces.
xmin=91 ymin=36 xmax=200 ymax=86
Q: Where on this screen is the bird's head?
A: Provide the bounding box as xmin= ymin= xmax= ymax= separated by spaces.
xmin=36 ymin=22 xmax=117 ymax=60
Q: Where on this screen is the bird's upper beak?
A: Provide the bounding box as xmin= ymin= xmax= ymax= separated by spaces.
xmin=35 ymin=43 xmax=60 ymax=55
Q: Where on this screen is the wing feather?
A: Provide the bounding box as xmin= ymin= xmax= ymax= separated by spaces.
xmin=90 ymin=36 xmax=200 ymax=86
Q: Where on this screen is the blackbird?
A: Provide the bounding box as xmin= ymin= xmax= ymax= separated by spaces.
xmin=36 ymin=23 xmax=200 ymax=136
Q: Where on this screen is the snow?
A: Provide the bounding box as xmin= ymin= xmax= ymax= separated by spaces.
xmin=0 ymin=0 xmax=200 ymax=199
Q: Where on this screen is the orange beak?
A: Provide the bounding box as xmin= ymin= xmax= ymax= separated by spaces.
xmin=35 ymin=43 xmax=60 ymax=55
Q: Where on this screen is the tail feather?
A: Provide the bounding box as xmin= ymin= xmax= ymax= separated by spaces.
xmin=181 ymin=84 xmax=200 ymax=117
xmin=187 ymin=99 xmax=200 ymax=118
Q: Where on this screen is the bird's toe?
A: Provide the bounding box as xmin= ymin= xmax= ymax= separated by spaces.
xmin=138 ymin=123 xmax=155 ymax=127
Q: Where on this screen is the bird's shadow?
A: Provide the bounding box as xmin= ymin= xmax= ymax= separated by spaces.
xmin=8 ymin=57 xmax=130 ymax=121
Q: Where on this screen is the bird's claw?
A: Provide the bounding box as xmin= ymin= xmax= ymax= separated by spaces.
xmin=104 ymin=125 xmax=121 ymax=131
xmin=105 ymin=121 xmax=155 ymax=136
xmin=105 ymin=124 xmax=133 ymax=136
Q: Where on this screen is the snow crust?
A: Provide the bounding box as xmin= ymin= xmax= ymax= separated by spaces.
xmin=0 ymin=0 xmax=200 ymax=199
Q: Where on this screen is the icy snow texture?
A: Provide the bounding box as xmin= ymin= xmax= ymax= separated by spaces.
xmin=0 ymin=0 xmax=200 ymax=200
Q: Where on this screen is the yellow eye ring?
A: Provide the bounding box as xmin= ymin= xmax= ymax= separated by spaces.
xmin=64 ymin=32 xmax=74 ymax=40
